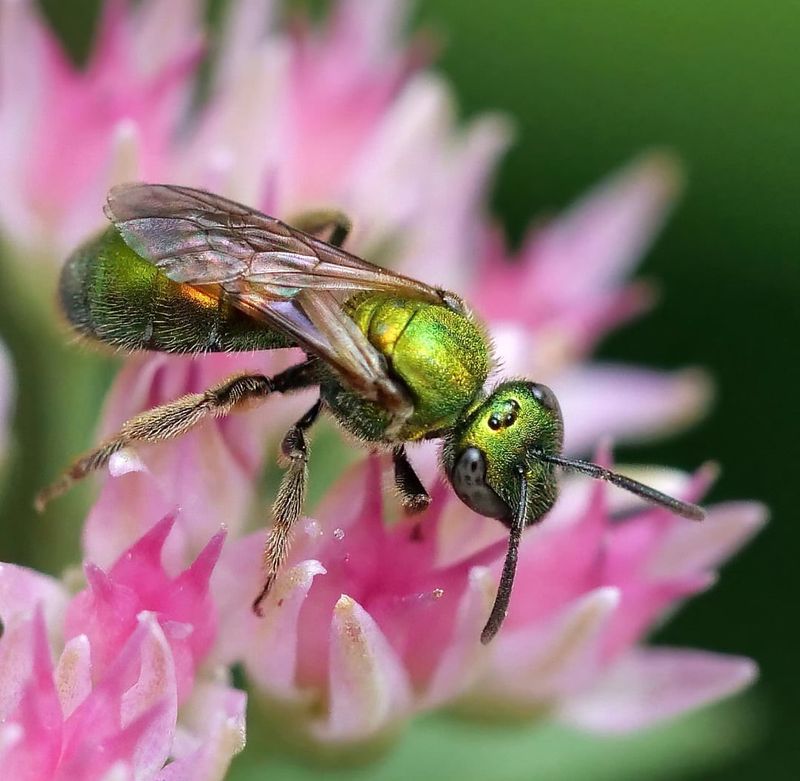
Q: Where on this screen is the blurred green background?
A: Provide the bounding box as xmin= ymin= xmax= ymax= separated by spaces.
xmin=5 ymin=1 xmax=798 ymax=779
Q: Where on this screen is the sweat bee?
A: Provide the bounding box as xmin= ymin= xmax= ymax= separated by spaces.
xmin=39 ymin=184 xmax=704 ymax=643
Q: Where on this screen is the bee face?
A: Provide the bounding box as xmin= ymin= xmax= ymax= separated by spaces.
xmin=445 ymin=380 xmax=564 ymax=525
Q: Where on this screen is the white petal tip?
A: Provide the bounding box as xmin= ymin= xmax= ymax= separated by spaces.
xmin=108 ymin=448 xmax=146 ymax=477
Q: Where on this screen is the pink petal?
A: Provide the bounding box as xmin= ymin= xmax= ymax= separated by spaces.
xmin=553 ymin=364 xmax=713 ymax=454
xmin=601 ymin=568 xmax=714 ymax=662
xmin=106 ymin=117 xmax=142 ymax=188
xmin=0 ymin=562 xmax=68 ymax=633
xmin=240 ymin=559 xmax=326 ymax=697
xmin=54 ymin=635 xmax=92 ymax=718
xmin=158 ymin=680 xmax=246 ymax=781
xmin=527 ymin=151 xmax=683 ymax=300
xmin=277 ymin=0 xmax=417 ymax=210
xmin=131 ymin=0 xmax=203 ymax=77
xmin=348 ymin=75 xmax=457 ymax=237
xmin=0 ymin=620 xmax=36 ymax=722
xmin=69 ymin=516 xmax=224 ymax=701
xmin=65 ymin=562 xmax=140 ymax=680
xmin=0 ymin=0 xmax=60 ymax=243
xmin=558 ymin=647 xmax=757 ymax=733
xmin=423 ymin=565 xmax=495 ymax=706
xmin=56 ymin=701 xmax=170 ymax=781
xmin=316 ymin=595 xmax=411 ymax=741
xmin=488 ymin=587 xmax=622 ymax=704
xmin=390 ymin=112 xmax=513 ymax=291
xmin=0 ymin=609 xmax=62 ymax=779
xmin=61 ymin=617 xmax=177 ymax=776
xmin=120 ymin=614 xmax=177 ymax=779
xmin=648 ymin=501 xmax=767 ymax=579
xmin=477 ymin=153 xmax=681 ymax=360
xmin=213 ymin=0 xmax=277 ymax=91
xmin=502 ymin=480 xmax=608 ymax=629
xmin=330 ymin=0 xmax=408 ymax=69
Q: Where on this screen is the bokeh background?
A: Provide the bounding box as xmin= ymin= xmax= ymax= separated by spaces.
xmin=1 ymin=1 xmax=797 ymax=779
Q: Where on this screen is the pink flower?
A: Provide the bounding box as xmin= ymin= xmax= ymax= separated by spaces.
xmin=206 ymin=455 xmax=761 ymax=743
xmin=0 ymin=0 xmax=761 ymax=770
xmin=0 ymin=0 xmax=202 ymax=256
xmin=0 ymin=517 xmax=244 ymax=780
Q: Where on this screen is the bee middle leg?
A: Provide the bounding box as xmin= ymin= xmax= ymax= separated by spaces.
xmin=252 ymin=399 xmax=323 ymax=616
xmin=36 ymin=360 xmax=319 ymax=511
xmin=392 ymin=445 xmax=431 ymax=514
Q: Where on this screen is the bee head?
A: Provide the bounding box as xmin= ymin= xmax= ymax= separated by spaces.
xmin=444 ymin=380 xmax=564 ymax=526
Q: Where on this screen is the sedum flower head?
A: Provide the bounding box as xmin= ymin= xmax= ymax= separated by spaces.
xmin=0 ymin=0 xmax=762 ymax=774
xmin=208 ymin=455 xmax=762 ymax=743
xmin=0 ymin=518 xmax=244 ymax=780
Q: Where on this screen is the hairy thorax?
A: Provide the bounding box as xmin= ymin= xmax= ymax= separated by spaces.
xmin=321 ymin=293 xmax=491 ymax=443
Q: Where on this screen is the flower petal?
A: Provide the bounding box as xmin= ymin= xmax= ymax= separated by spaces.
xmin=158 ymin=680 xmax=246 ymax=781
xmin=241 ymin=559 xmax=326 ymax=698
xmin=54 ymin=634 xmax=92 ymax=718
xmin=60 ymin=617 xmax=177 ymax=777
xmin=0 ymin=562 xmax=68 ymax=633
xmin=648 ymin=501 xmax=767 ymax=579
xmin=316 ymin=595 xmax=411 ymax=741
xmin=84 ymin=351 xmax=296 ymax=569
xmin=554 ymin=363 xmax=713 ymax=453
xmin=492 ymin=587 xmax=622 ymax=703
xmin=423 ymin=565 xmax=495 ymax=706
xmin=120 ymin=614 xmax=178 ymax=778
xmin=558 ymin=647 xmax=757 ymax=733
xmin=530 ymin=151 xmax=683 ymax=300
xmin=0 ymin=609 xmax=62 ymax=778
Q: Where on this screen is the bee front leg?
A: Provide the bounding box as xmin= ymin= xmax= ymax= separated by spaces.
xmin=392 ymin=445 xmax=431 ymax=514
xmin=252 ymin=399 xmax=322 ymax=616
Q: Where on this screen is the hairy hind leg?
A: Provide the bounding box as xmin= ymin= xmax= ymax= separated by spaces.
xmin=36 ymin=360 xmax=318 ymax=511
xmin=252 ymin=399 xmax=322 ymax=616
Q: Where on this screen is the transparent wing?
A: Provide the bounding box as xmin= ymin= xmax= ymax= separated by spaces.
xmin=105 ymin=183 xmax=443 ymax=301
xmin=105 ymin=183 xmax=420 ymax=415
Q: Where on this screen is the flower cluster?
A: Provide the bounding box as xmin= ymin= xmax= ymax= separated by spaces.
xmin=0 ymin=0 xmax=762 ymax=777
xmin=0 ymin=515 xmax=244 ymax=779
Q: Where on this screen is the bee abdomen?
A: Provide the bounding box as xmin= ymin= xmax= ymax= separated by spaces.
xmin=59 ymin=228 xmax=291 ymax=354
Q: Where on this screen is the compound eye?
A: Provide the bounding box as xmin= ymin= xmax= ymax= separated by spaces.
xmin=450 ymin=447 xmax=510 ymax=520
xmin=530 ymin=383 xmax=560 ymax=412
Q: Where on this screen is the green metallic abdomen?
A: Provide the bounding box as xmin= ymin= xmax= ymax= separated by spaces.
xmin=323 ymin=294 xmax=490 ymax=441
xmin=59 ymin=228 xmax=291 ymax=353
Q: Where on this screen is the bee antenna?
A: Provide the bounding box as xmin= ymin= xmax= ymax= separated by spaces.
xmin=533 ymin=452 xmax=705 ymax=521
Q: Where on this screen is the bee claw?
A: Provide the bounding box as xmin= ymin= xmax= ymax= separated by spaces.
xmin=252 ymin=577 xmax=274 ymax=617
xmin=34 ymin=479 xmax=69 ymax=513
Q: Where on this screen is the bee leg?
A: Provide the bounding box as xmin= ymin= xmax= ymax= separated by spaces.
xmin=392 ymin=445 xmax=431 ymax=514
xmin=252 ymin=399 xmax=322 ymax=616
xmin=36 ymin=361 xmax=319 ymax=511
xmin=289 ymin=209 xmax=352 ymax=248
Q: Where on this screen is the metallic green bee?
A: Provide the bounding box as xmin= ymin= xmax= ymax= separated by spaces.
xmin=39 ymin=184 xmax=704 ymax=643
